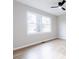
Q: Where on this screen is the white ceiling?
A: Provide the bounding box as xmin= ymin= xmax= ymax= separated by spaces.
xmin=16 ymin=0 xmax=66 ymax=16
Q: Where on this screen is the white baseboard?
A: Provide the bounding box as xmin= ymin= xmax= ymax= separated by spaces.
xmin=58 ymin=36 xmax=66 ymax=40
xmin=13 ymin=38 xmax=57 ymax=51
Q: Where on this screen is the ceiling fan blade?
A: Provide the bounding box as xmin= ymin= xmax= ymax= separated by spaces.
xmin=58 ymin=0 xmax=66 ymax=6
xmin=61 ymin=7 xmax=66 ymax=10
xmin=62 ymin=0 xmax=66 ymax=5
xmin=51 ymin=6 xmax=58 ymax=8
xmin=61 ymin=0 xmax=66 ymax=6
xmin=51 ymin=0 xmax=66 ymax=10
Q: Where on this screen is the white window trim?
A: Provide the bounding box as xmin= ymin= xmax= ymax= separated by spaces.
xmin=26 ymin=11 xmax=52 ymax=34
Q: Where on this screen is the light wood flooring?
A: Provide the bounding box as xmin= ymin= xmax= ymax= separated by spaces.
xmin=13 ymin=39 xmax=66 ymax=59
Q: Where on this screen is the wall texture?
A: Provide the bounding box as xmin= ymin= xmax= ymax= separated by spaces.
xmin=13 ymin=1 xmax=57 ymax=50
xmin=57 ymin=14 xmax=66 ymax=39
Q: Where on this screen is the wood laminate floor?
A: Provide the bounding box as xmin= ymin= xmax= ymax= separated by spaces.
xmin=13 ymin=39 xmax=66 ymax=59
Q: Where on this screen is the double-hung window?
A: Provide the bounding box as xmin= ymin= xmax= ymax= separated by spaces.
xmin=27 ymin=12 xmax=51 ymax=34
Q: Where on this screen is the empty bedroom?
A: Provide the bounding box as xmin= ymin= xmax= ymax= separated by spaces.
xmin=13 ymin=0 xmax=66 ymax=59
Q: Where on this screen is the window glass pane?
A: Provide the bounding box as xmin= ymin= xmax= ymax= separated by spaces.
xmin=42 ymin=16 xmax=51 ymax=24
xmin=27 ymin=12 xmax=37 ymax=24
xmin=41 ymin=24 xmax=51 ymax=32
xmin=27 ymin=24 xmax=37 ymax=34
xmin=36 ymin=15 xmax=42 ymax=32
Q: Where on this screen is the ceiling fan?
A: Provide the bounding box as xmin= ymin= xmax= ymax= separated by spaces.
xmin=51 ymin=0 xmax=66 ymax=11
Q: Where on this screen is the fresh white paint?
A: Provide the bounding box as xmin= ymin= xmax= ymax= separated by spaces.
xmin=57 ymin=14 xmax=66 ymax=39
xmin=15 ymin=0 xmax=66 ymax=16
xmin=13 ymin=1 xmax=57 ymax=50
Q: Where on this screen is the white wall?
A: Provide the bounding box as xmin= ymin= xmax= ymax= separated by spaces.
xmin=57 ymin=14 xmax=66 ymax=39
xmin=13 ymin=1 xmax=57 ymax=50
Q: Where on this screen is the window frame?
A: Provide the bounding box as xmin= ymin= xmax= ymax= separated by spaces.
xmin=26 ymin=11 xmax=52 ymax=34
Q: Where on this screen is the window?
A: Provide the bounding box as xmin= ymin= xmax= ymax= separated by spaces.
xmin=27 ymin=12 xmax=51 ymax=34
xmin=42 ymin=16 xmax=51 ymax=32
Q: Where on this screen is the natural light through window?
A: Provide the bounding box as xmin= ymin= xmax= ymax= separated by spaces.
xmin=27 ymin=12 xmax=51 ymax=34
